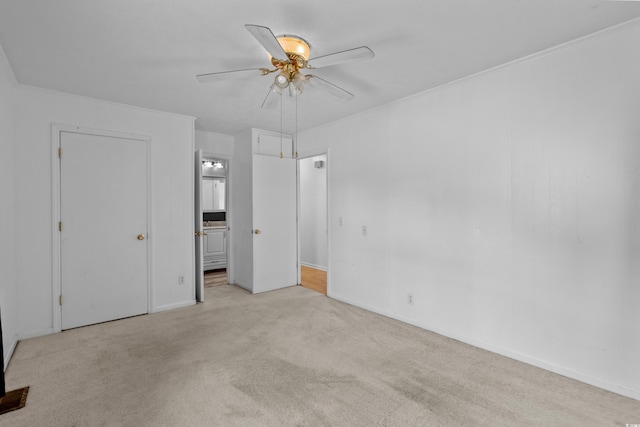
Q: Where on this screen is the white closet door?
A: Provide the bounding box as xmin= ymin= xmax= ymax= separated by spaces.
xmin=252 ymin=154 xmax=297 ymax=293
xmin=60 ymin=131 xmax=148 ymax=329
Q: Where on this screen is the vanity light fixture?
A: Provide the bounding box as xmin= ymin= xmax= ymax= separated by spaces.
xmin=202 ymin=160 xmax=224 ymax=169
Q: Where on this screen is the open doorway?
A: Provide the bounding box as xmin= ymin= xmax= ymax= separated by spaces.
xmin=200 ymin=156 xmax=229 ymax=291
xmin=298 ymin=154 xmax=328 ymax=295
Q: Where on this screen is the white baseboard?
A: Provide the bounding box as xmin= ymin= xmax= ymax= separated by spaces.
xmin=329 ymin=293 xmax=640 ymax=402
xmin=233 ymin=281 xmax=252 ymax=293
xmin=18 ymin=327 xmax=55 ymax=341
xmin=300 ymin=262 xmax=327 ymax=271
xmin=3 ymin=333 xmax=18 ymax=371
xmin=152 ymin=300 xmax=196 ymax=313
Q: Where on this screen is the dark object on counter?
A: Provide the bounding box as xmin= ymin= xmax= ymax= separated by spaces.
xmin=203 ymin=212 xmax=226 ymax=222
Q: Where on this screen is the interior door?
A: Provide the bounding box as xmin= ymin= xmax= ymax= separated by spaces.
xmin=60 ymin=131 xmax=148 ymax=330
xmin=194 ymin=149 xmax=204 ymax=302
xmin=252 ymin=154 xmax=298 ymax=293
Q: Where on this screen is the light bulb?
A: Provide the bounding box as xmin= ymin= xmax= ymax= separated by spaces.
xmin=274 ymin=73 xmax=289 ymax=89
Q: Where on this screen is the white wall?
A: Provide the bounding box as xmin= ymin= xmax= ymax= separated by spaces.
xmin=14 ymin=85 xmax=196 ymax=338
xmin=0 ymin=42 xmax=19 ymax=369
xmin=299 ymin=155 xmax=327 ymax=270
xmin=195 ymin=129 xmax=234 ymax=157
xmin=298 ymin=22 xmax=640 ymax=400
xmin=231 ymin=128 xmax=254 ymax=291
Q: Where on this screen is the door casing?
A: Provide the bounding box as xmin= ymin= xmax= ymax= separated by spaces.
xmin=195 ymin=149 xmax=204 ymax=302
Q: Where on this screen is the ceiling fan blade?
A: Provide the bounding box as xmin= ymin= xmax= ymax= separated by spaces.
xmin=196 ymin=68 xmax=264 ymax=83
xmin=307 ymin=46 xmax=374 ymax=69
xmin=308 ymin=75 xmax=354 ymax=102
xmin=245 ymin=24 xmax=289 ymax=61
xmin=261 ymin=88 xmax=280 ymax=109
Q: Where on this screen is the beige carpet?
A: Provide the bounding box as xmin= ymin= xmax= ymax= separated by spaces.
xmin=2 ymin=285 xmax=639 ymax=426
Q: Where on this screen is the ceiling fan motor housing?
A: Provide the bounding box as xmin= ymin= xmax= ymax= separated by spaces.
xmin=270 ymin=35 xmax=310 ymax=69
xmin=277 ymin=35 xmax=310 ymax=60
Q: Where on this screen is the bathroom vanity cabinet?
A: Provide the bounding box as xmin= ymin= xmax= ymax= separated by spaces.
xmin=203 ymin=227 xmax=226 ymax=271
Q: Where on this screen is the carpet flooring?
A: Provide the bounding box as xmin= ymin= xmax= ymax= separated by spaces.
xmin=2 ymin=285 xmax=639 ymax=426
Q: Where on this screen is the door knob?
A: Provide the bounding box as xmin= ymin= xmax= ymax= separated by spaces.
xmin=137 ymin=234 xmax=145 ymax=240
xmin=254 ymin=229 xmax=261 ymax=235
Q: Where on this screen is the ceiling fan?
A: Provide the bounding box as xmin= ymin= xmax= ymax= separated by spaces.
xmin=196 ymin=24 xmax=374 ymax=109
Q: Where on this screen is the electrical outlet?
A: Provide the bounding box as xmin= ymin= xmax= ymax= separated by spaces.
xmin=338 ymin=216 xmax=343 ymax=226
xmin=407 ymin=293 xmax=414 ymax=305
xmin=362 ymin=225 xmax=367 ymax=236
xmin=179 ymin=275 xmax=185 ymax=285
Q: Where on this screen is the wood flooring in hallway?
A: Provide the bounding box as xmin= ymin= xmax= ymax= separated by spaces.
xmin=300 ymin=265 xmax=327 ymax=295
xmin=204 ymin=269 xmax=227 ymax=287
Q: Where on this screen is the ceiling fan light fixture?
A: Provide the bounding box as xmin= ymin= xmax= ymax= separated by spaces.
xmin=277 ymin=35 xmax=311 ymax=61
xmin=289 ymin=82 xmax=302 ymax=97
xmin=289 ymin=72 xmax=309 ymax=96
xmin=197 ymin=24 xmax=374 ymax=107
xmin=274 ymin=73 xmax=289 ymax=89
xmin=270 ymin=82 xmax=283 ymax=94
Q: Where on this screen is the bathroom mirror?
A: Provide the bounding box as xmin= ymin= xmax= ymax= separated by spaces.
xmin=202 ymin=177 xmax=225 ymax=212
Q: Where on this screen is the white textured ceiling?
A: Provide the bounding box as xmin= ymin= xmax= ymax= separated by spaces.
xmin=1 ymin=0 xmax=639 ymax=135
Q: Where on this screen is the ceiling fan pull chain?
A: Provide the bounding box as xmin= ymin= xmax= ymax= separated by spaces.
xmin=280 ymin=91 xmax=284 ymax=159
xmin=295 ymin=94 xmax=298 ymax=159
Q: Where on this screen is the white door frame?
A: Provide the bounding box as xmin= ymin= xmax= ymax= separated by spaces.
xmin=200 ymin=152 xmax=233 ymax=286
xmin=296 ymin=148 xmax=331 ymax=295
xmin=51 ymin=124 xmax=153 ymax=333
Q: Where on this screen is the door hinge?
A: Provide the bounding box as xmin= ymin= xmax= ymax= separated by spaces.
xmin=59 ymin=295 xmax=63 ymax=305
xmin=58 ymin=147 xmax=62 ymax=158
xmin=59 ymin=221 xmax=63 ymax=231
